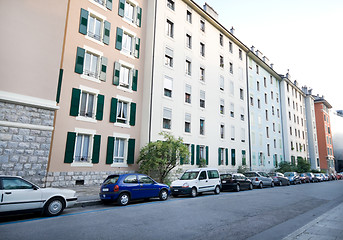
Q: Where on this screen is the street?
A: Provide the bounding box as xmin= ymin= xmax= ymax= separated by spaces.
xmin=1 ymin=181 xmax=343 ymax=240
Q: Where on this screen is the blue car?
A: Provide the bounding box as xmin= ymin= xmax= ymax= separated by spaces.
xmin=99 ymin=174 xmax=170 ymax=206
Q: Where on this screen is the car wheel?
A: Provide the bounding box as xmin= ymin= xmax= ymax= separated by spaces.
xmin=271 ymin=181 xmax=274 ymax=188
xmin=259 ymin=182 xmax=263 ymax=189
xmin=117 ymin=193 xmax=130 ymax=206
xmin=287 ymin=181 xmax=290 ymax=186
xmin=159 ymin=189 xmax=168 ymax=201
xmin=214 ymin=185 xmax=220 ymax=194
xmin=249 ymin=183 xmax=253 ymax=190
xmin=191 ymin=187 xmax=197 ymax=198
xmin=279 ymin=181 xmax=283 ymax=186
xmin=44 ymin=197 xmax=65 ymax=217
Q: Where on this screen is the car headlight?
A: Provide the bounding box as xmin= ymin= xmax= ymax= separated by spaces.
xmin=182 ymin=183 xmax=189 ymax=188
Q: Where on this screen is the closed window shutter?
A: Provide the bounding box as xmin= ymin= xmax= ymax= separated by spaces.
xmin=127 ymin=139 xmax=135 ymax=164
xmin=206 ymin=146 xmax=209 ymax=165
xmin=75 ymin=47 xmax=85 ymax=74
xmin=70 ymin=88 xmax=81 ymax=116
xmin=134 ymin=37 xmax=140 ymax=58
xmin=96 ymin=94 xmax=104 ymax=120
xmin=106 ymin=0 xmax=112 ymax=11
xmin=99 ymin=57 xmax=107 ymax=81
xmin=196 ymin=145 xmax=200 ymax=165
xmin=109 ymin=98 xmax=118 ymax=123
xmin=191 ymin=144 xmax=195 ymax=165
xmin=129 ymin=102 xmax=136 ymax=126
xmin=136 ymin=6 xmax=142 ymax=27
xmin=56 ymin=69 xmax=63 ymax=103
xmin=113 ymin=62 xmax=120 ymax=85
xmin=132 ymin=69 xmax=138 ymax=91
xmin=231 ymin=149 xmax=236 ymax=166
xmin=115 ymin=27 xmax=123 ymax=50
xmin=180 ymin=155 xmax=184 ymax=165
xmin=118 ymin=0 xmax=125 ymax=17
xmin=92 ymin=135 xmax=101 ymax=164
xmin=64 ymin=132 xmax=76 ymax=163
xmin=79 ymin=8 xmax=88 ymax=35
xmin=225 ymin=148 xmax=229 ymax=165
xmin=103 ymin=21 xmax=111 ymax=45
xmin=218 ymin=148 xmax=221 ymax=165
xmin=106 ymin=136 xmax=114 ymax=164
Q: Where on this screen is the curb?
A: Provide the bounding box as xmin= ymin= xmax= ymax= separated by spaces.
xmin=73 ymin=200 xmax=102 ymax=208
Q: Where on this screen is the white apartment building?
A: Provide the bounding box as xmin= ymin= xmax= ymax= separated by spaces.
xmin=141 ymin=0 xmax=250 ymax=172
xmin=280 ymin=74 xmax=308 ymax=164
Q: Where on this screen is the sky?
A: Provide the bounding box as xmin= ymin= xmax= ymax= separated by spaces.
xmin=194 ymin=0 xmax=343 ymax=111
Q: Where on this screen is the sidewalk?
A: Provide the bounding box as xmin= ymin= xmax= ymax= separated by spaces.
xmin=283 ymin=202 xmax=343 ymax=240
xmin=67 ymin=185 xmax=102 ymax=208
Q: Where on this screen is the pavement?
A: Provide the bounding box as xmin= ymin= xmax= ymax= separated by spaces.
xmin=68 ymin=184 xmax=343 ymax=240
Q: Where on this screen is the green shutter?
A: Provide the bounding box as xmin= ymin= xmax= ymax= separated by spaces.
xmin=118 ymin=0 xmax=125 ymax=17
xmin=64 ymin=132 xmax=76 ymax=163
xmin=106 ymin=0 xmax=112 ymax=11
xmin=92 ymin=135 xmax=101 ymax=164
xmin=127 ymin=139 xmax=135 ymax=164
xmin=79 ymin=8 xmax=88 ymax=35
xmin=103 ymin=21 xmax=111 ymax=45
xmin=106 ymin=136 xmax=114 ymax=164
xmin=115 ymin=27 xmax=123 ymax=50
xmin=206 ymin=146 xmax=209 ymax=165
xmin=196 ymin=145 xmax=200 ymax=165
xmin=132 ymin=69 xmax=138 ymax=91
xmin=109 ymin=98 xmax=118 ymax=123
xmin=113 ymin=62 xmax=120 ymax=86
xmin=136 ymin=6 xmax=142 ymax=27
xmin=96 ymin=94 xmax=104 ymax=120
xmin=242 ymin=150 xmax=246 ymax=165
xmin=231 ymin=149 xmax=236 ymax=166
xmin=99 ymin=57 xmax=107 ymax=81
xmin=134 ymin=37 xmax=140 ymax=58
xmin=191 ymin=144 xmax=195 ymax=165
xmin=218 ymin=148 xmax=221 ymax=166
xmin=225 ymin=148 xmax=229 ymax=165
xmin=75 ymin=47 xmax=85 ymax=74
xmin=56 ymin=69 xmax=63 ymax=103
xmin=129 ymin=102 xmax=136 ymax=126
xmin=180 ymin=154 xmax=184 ymax=165
xmin=70 ymin=88 xmax=81 ymax=116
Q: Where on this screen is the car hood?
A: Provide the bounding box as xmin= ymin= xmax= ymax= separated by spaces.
xmin=171 ymin=179 xmax=195 ymax=187
xmin=40 ymin=188 xmax=77 ymax=199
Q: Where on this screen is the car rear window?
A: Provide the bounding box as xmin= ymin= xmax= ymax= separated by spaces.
xmin=208 ymin=170 xmax=219 ymax=179
xmin=180 ymin=171 xmax=199 ymax=180
xmin=220 ymin=174 xmax=232 ymax=180
xmin=103 ymin=175 xmax=119 ymax=185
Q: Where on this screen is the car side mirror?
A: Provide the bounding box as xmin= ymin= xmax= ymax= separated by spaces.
xmin=33 ymin=186 xmax=39 ymax=190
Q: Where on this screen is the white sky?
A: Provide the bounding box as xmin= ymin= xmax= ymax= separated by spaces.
xmin=194 ymin=0 xmax=343 ymax=111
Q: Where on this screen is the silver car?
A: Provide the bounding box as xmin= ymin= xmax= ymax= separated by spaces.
xmin=244 ymin=171 xmax=274 ymax=188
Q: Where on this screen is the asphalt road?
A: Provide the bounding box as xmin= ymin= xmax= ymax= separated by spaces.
xmin=1 ymin=181 xmax=343 ymax=240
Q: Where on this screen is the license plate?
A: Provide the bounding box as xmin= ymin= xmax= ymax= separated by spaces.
xmin=222 ymin=181 xmax=226 ymax=183
xmin=174 ymin=189 xmax=178 ymax=191
xmin=102 ymin=188 xmax=109 ymax=192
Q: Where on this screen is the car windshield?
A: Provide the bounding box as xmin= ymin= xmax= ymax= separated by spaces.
xmin=284 ymin=172 xmax=294 ymax=177
xmin=269 ymin=173 xmax=277 ymax=176
xmin=244 ymin=173 xmax=256 ymax=177
xmin=180 ymin=171 xmax=199 ymax=180
xmin=103 ymin=175 xmax=119 ymax=185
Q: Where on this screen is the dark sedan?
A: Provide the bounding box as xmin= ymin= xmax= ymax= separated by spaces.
xmin=269 ymin=172 xmax=290 ymax=186
xmin=220 ymin=173 xmax=253 ymax=192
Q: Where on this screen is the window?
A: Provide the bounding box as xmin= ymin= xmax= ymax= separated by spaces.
xmin=277 ymin=109 xmax=280 ymax=118
xmin=118 ymin=64 xmax=136 ymax=88
xmin=250 ymin=96 xmax=254 ymax=106
xmin=138 ymin=175 xmax=154 ymax=184
xmin=288 ymin=98 xmax=290 ymax=106
xmin=231 ymin=125 xmax=235 ymax=140
xmin=229 ymin=41 xmax=233 ymax=53
xmin=265 ymin=110 xmax=268 ymax=121
xmin=200 ymin=119 xmax=205 ymax=135
xmin=230 ymin=81 xmax=234 ymax=95
xmin=113 ymin=138 xmax=126 ymax=163
xmin=80 ymin=91 xmax=95 ymax=118
xmin=239 ymin=49 xmax=242 ymax=60
xmin=289 ymin=112 xmax=291 ymax=120
xmin=272 ymin=106 xmax=275 ymax=115
xmin=220 ymin=55 xmax=224 ymax=68
xmin=200 ymin=42 xmax=205 ymax=57
xmin=230 ymin=103 xmax=234 ymax=117
xmin=200 ymin=67 xmax=205 ymax=82
xmin=220 ymin=99 xmax=225 ymax=114
xmin=240 ymin=107 xmax=244 ymax=121
xmin=88 ymin=15 xmax=102 ymax=41
xmin=165 ymin=47 xmax=173 ymax=68
xmin=264 ymin=77 xmax=267 ymax=88
xmin=200 ymin=19 xmax=205 ymax=32
xmin=290 ymin=127 xmax=292 ymax=135
xmin=220 ymin=124 xmax=225 ymax=139
xmin=231 ymin=149 xmax=236 ymax=166
xmin=271 ymin=91 xmax=274 ymax=100
xmin=186 ymin=34 xmax=192 ymax=49
xmin=200 ymin=90 xmax=205 ymax=108
xmin=186 ymin=59 xmax=191 ymax=75
xmin=267 ymin=144 xmax=270 ymax=156
xmin=240 ymin=88 xmax=244 ymax=100
xmin=117 ymin=100 xmax=128 ymax=124
xmin=2 ymin=178 xmax=34 ymax=190
xmin=257 ymin=99 xmax=261 ymax=109
xmin=163 ymin=76 xmax=173 ymax=98
xmin=257 ymin=81 xmax=260 ymax=91
xmin=75 ymin=133 xmax=91 ymax=162
xmin=264 ymin=93 xmax=268 ymax=104
xmin=167 ymin=0 xmax=174 ymax=10
xmin=163 ymin=107 xmax=172 ymax=129
xmin=185 ymin=84 xmax=191 ymax=103
xmin=219 ymin=148 xmax=224 ymax=165
xmin=241 ymin=128 xmax=245 ymax=142
xmin=123 ymin=175 xmax=138 ymax=183
xmin=273 ymin=123 xmax=275 ymax=132
xmin=266 ymin=127 xmax=269 ymax=138
xmin=274 ymin=139 xmax=276 ymax=148
xmin=185 ymin=113 xmax=191 ymax=133
xmin=166 ymin=19 xmax=174 ymax=38
xmin=124 ymin=1 xmax=135 ymax=22
xmin=220 ymin=76 xmax=224 ymax=90
xmin=219 ymin=34 xmax=223 ymax=46
xmin=186 ymin=10 xmax=192 ymax=23
xmin=276 ymin=93 xmax=279 ymax=102
xmin=122 ymin=32 xmax=134 ymax=55
xmin=256 ymin=65 xmax=259 ymax=74
xmin=84 ymin=51 xmax=100 ymax=78
xmin=229 ymin=62 xmax=233 ymax=73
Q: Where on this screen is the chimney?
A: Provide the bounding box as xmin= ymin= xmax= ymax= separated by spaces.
xmin=263 ymin=56 xmax=269 ymax=64
xmin=302 ymin=86 xmax=308 ymax=94
xmin=294 ymin=80 xmax=297 ymax=86
xmin=308 ymin=88 xmax=312 ymax=95
xmin=230 ymin=27 xmax=235 ymax=35
xmin=255 ymin=50 xmax=263 ymax=58
xmin=270 ymin=63 xmax=274 ymax=69
xmin=286 ymin=69 xmax=291 ymax=79
xmin=251 ymin=45 xmax=255 ymax=52
xmin=203 ymin=3 xmax=218 ymax=20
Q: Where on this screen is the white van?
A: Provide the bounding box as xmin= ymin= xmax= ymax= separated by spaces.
xmin=170 ymin=168 xmax=221 ymax=197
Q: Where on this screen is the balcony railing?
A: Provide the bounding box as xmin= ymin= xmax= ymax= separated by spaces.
xmin=88 ymin=31 xmax=102 ymax=41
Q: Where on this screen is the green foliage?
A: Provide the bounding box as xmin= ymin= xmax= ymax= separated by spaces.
xmin=138 ymin=132 xmax=189 ymax=183
xmin=277 ymin=157 xmax=311 ymax=173
xmin=311 ymin=169 xmax=321 ymax=173
xmin=237 ymin=165 xmax=250 ymax=174
xmin=276 ymin=162 xmax=296 ymax=173
xmin=198 ymin=158 xmax=207 ymax=168
xmin=296 ymin=158 xmax=311 ymax=173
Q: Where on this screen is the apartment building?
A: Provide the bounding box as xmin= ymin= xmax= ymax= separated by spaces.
xmin=314 ymin=95 xmax=335 ymax=173
xmin=47 ymin=0 xmax=145 ymax=186
xmin=0 ymin=0 xmax=68 ymax=185
xmin=247 ymin=49 xmax=284 ymax=172
xmin=302 ymin=87 xmax=320 ymax=170
xmin=280 ymin=75 xmax=308 ymax=164
xmin=141 ymin=0 xmax=250 ymax=173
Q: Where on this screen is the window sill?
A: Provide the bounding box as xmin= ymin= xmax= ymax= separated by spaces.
xmin=71 ymin=162 xmax=94 ymax=167
xmin=114 ymin=122 xmax=131 ymax=129
xmin=122 ymin=17 xmax=138 ymax=28
xmin=111 ymin=163 xmax=129 ymax=168
xmin=117 ymin=85 xmax=133 ymax=93
xmin=76 ymin=116 xmax=97 ymax=123
xmin=120 ymin=50 xmax=135 ymax=59
xmin=81 ymin=74 xmax=101 ymax=83
xmin=85 ymin=35 xmax=105 ymax=47
xmin=89 ymin=0 xmax=108 ymax=11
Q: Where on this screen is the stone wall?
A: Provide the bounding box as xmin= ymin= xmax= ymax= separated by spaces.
xmin=0 ymin=101 xmax=54 ymax=186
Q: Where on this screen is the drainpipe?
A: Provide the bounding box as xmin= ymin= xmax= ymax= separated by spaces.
xmin=245 ymin=52 xmax=252 ymax=170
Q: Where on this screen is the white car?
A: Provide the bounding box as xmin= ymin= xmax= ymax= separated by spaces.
xmin=0 ymin=176 xmax=77 ymax=216
xmin=170 ymin=168 xmax=221 ymax=197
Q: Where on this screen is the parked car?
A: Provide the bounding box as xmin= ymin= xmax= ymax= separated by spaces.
xmin=220 ymin=173 xmax=253 ymax=192
xmin=268 ymin=172 xmax=290 ymax=186
xmin=244 ymin=171 xmax=274 ymax=188
xmin=299 ymin=173 xmax=311 ymax=183
xmin=321 ymin=173 xmax=329 ymax=181
xmin=284 ymin=172 xmax=301 ymax=185
xmin=170 ymin=168 xmax=221 ymax=197
xmin=99 ymin=174 xmax=170 ymax=206
xmin=336 ymin=173 xmax=343 ymax=180
xmin=305 ymin=172 xmax=319 ymax=182
xmin=314 ymin=173 xmax=324 ymax=182
xmin=0 ymin=176 xmax=77 ymax=216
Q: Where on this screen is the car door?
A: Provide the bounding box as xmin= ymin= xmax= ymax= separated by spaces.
xmin=258 ymin=172 xmax=269 ymax=185
xmin=207 ymin=170 xmax=220 ymax=190
xmin=122 ymin=174 xmax=140 ymax=200
xmin=198 ymin=171 xmax=209 ymax=192
xmin=0 ymin=177 xmax=42 ymax=212
xmin=239 ymin=175 xmax=249 ymax=189
xmin=138 ymin=175 xmax=159 ymax=198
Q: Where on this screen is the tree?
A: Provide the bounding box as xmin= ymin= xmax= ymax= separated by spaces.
xmin=237 ymin=165 xmax=249 ymax=174
xmin=277 ymin=162 xmax=296 ymax=173
xmin=138 ymin=132 xmax=189 ymax=183
xmin=296 ymin=157 xmax=311 ymax=173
